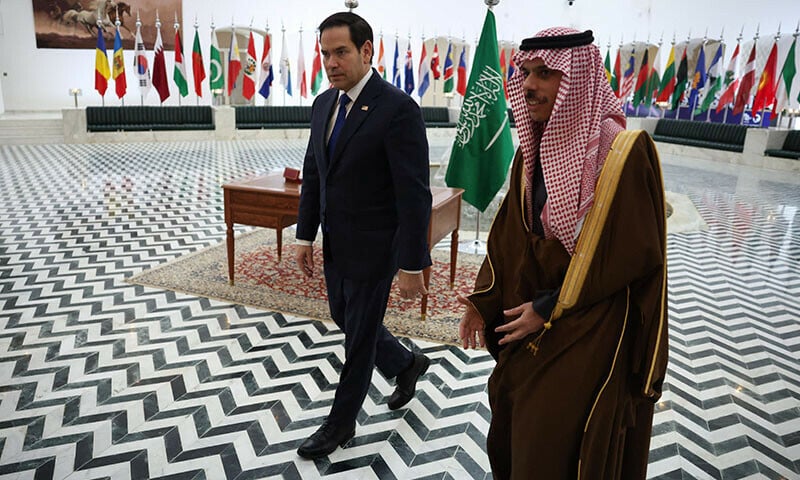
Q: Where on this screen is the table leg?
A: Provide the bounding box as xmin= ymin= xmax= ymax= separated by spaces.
xmin=226 ymin=221 xmax=235 ymax=285
xmin=449 ymin=229 xmax=459 ymax=288
xmin=276 ymin=227 xmax=283 ymax=262
xmin=421 ymin=266 xmax=431 ymax=320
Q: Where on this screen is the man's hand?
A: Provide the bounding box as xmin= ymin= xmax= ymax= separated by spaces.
xmin=495 ymin=302 xmax=546 ymax=346
xmin=295 ymin=244 xmax=315 ymax=278
xmin=457 ymin=294 xmax=485 ymax=349
xmin=397 ymin=270 xmax=427 ymax=299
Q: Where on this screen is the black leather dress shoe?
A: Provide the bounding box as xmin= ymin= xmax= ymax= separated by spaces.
xmin=388 ymin=352 xmax=430 ymax=410
xmin=297 ymin=421 xmax=356 ymax=459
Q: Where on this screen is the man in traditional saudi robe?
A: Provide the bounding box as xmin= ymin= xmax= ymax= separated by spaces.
xmin=457 ymin=27 xmax=669 ymax=479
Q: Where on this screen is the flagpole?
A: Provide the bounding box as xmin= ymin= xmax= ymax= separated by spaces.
xmin=175 ymin=13 xmax=182 ymax=107
xmin=137 ymin=11 xmax=144 ymax=106
xmin=282 ymin=23 xmax=287 ymax=107
xmin=741 ymin=26 xmax=759 ymax=126
xmin=299 ymin=24 xmax=303 ymax=107
xmin=433 ymin=35 xmax=437 ymax=107
xmin=97 ymin=16 xmax=106 ymax=107
xmin=723 ymin=26 xmax=743 ymax=124
xmin=210 ymin=18 xmax=218 ymax=107
xmin=116 ymin=10 xmax=125 ymax=107
xmin=706 ymin=28 xmax=723 ymax=123
xmin=651 ymin=34 xmax=662 ymax=117
xmin=676 ymin=31 xmax=689 ymax=120
xmin=195 ymin=17 xmax=200 ymax=106
xmin=265 ymin=20 xmax=270 ymax=107
xmin=691 ymin=33 xmax=707 ymax=122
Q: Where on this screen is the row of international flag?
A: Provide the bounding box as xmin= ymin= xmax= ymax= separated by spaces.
xmin=603 ymin=30 xmax=800 ymax=119
xmin=93 ymin=17 xmax=477 ymax=102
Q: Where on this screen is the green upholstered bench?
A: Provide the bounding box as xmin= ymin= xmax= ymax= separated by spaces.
xmin=235 ymin=106 xmax=312 ymax=129
xmin=652 ymin=118 xmax=747 ymax=152
xmin=421 ymin=107 xmax=456 ymax=128
xmin=764 ymin=130 xmax=800 ymax=159
xmin=86 ymin=106 xmax=213 ymax=132
xmin=86 ymin=106 xmax=121 ymax=132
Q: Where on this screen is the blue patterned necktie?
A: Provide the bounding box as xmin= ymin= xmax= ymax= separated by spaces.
xmin=327 ymin=94 xmax=351 ymax=158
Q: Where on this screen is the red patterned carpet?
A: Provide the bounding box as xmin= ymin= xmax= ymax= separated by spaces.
xmin=128 ymin=229 xmax=483 ymax=344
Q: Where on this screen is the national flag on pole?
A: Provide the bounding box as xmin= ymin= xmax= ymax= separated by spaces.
xmin=418 ymin=40 xmax=431 ymax=97
xmin=619 ymin=48 xmax=635 ymax=99
xmin=456 ymin=46 xmax=468 ymax=96
xmin=499 ymin=46 xmax=507 ymax=98
xmin=209 ymin=29 xmax=224 ymax=92
xmin=191 ymin=28 xmax=206 ymax=97
xmin=377 ymin=36 xmax=386 ymax=79
xmin=173 ymin=28 xmax=189 ymax=97
xmin=696 ymin=42 xmax=724 ymax=115
xmin=647 ymin=46 xmax=662 ymax=106
xmin=393 ymin=38 xmax=402 ymax=88
xmin=604 ymin=48 xmax=612 ymax=83
xmin=431 ymin=42 xmax=441 ymax=79
xmin=774 ymin=36 xmax=798 ymax=113
xmin=242 ymin=31 xmax=257 ymax=100
xmin=152 ymin=22 xmax=170 ymax=102
xmin=751 ymin=40 xmax=779 ymax=117
xmin=258 ymin=31 xmax=274 ymax=99
xmin=133 ymin=21 xmax=152 ymax=97
xmin=443 ymin=41 xmax=454 ymax=93
xmin=280 ymin=30 xmax=292 ymax=96
xmin=611 ymin=47 xmax=621 ymax=96
xmin=297 ymin=32 xmax=308 ymax=98
xmin=445 ymin=9 xmax=513 ymax=212
xmin=657 ymin=44 xmax=675 ymax=103
xmin=732 ymin=41 xmax=757 ymax=116
xmin=671 ymin=46 xmax=689 ymax=110
xmin=507 ymin=48 xmax=516 ymax=84
xmin=632 ymin=48 xmax=650 ymax=107
xmin=311 ymin=33 xmax=324 ymax=94
xmin=227 ymin=28 xmax=242 ymax=96
xmin=688 ymin=44 xmax=707 ymax=110
xmin=404 ymin=40 xmax=414 ymax=95
xmin=716 ymin=42 xmax=740 ymax=113
xmin=95 ymin=28 xmax=110 ymax=96
xmin=112 ymin=26 xmax=126 ymax=99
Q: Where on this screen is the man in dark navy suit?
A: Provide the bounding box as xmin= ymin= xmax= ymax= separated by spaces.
xmin=294 ymin=11 xmax=432 ymax=460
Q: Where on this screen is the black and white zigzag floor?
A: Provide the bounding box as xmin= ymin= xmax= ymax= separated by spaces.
xmin=0 ymin=139 xmax=797 ymax=479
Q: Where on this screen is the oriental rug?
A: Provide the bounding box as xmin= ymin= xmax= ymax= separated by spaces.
xmin=127 ymin=229 xmax=483 ymax=345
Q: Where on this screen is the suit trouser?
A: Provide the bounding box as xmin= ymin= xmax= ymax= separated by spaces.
xmin=323 ymin=261 xmax=414 ymax=426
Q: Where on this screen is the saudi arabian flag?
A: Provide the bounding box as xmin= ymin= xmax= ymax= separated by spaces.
xmin=209 ymin=29 xmax=224 ymax=91
xmin=445 ymin=9 xmax=514 ymax=212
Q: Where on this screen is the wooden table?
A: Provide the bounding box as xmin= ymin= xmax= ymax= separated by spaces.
xmin=223 ymin=172 xmax=463 ymax=319
xmin=423 ymin=186 xmax=463 ymax=319
xmin=223 ymin=173 xmax=300 ymax=281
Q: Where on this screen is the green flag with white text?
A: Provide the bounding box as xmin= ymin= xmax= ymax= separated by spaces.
xmin=445 ymin=9 xmax=514 ymax=212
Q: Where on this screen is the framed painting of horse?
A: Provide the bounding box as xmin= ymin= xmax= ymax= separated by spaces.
xmin=32 ymin=0 xmax=182 ymax=50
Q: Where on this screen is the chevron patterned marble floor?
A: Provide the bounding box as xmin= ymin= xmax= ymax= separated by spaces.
xmin=0 ymin=138 xmax=798 ymax=480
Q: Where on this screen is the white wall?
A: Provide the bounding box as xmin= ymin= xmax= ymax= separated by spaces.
xmin=0 ymin=0 xmax=796 ymax=112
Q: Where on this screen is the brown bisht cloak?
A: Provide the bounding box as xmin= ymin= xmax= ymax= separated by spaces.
xmin=468 ymin=130 xmax=668 ymax=479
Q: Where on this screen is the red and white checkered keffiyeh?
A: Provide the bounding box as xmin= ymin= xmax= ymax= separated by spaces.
xmin=509 ymin=26 xmax=625 ymax=254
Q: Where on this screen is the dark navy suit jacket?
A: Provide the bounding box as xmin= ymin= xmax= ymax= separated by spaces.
xmin=296 ymin=69 xmax=432 ymax=281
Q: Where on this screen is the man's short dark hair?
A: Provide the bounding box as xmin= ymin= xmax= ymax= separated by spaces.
xmin=318 ymin=12 xmax=373 ymax=62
